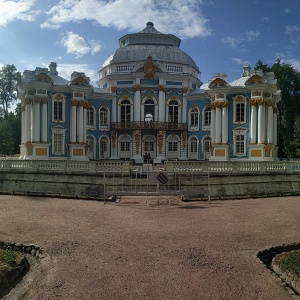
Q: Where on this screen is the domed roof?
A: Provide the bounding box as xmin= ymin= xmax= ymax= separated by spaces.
xmin=101 ymin=22 xmax=198 ymax=70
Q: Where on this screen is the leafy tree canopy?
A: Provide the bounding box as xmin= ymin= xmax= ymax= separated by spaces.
xmin=0 ymin=64 xmax=21 ymax=118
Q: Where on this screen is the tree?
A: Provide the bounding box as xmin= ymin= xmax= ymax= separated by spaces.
xmin=255 ymin=60 xmax=300 ymax=158
xmin=0 ymin=64 xmax=21 ymax=118
xmin=0 ymin=119 xmax=14 ymax=156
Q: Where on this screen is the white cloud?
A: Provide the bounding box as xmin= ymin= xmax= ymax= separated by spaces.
xmin=285 ymin=25 xmax=300 ymax=35
xmin=246 ymin=30 xmax=260 ymax=41
xmin=61 ymin=32 xmax=102 ymax=58
xmin=41 ymin=0 xmax=212 ymax=39
xmin=221 ymin=36 xmax=243 ymax=49
xmin=261 ymin=16 xmax=269 ymax=22
xmin=0 ymin=0 xmax=38 ymax=26
xmin=231 ymin=58 xmax=250 ymax=65
xmin=284 ymin=58 xmax=300 ymax=72
xmin=56 ymin=63 xmax=99 ymax=83
xmin=283 ymin=8 xmax=291 ymax=14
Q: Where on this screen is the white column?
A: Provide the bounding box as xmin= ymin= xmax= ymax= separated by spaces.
xmin=134 ymin=80 xmax=141 ymax=122
xmin=273 ymin=109 xmax=278 ymax=146
xmin=31 ymin=103 xmax=35 ymax=142
xmin=83 ymin=105 xmax=87 ymax=143
xmin=267 ymin=103 xmax=274 ymax=144
xmin=158 ymin=79 xmax=165 ymax=122
xmin=78 ymin=104 xmax=84 ymax=143
xmin=25 ymin=101 xmax=31 ymax=143
xmin=250 ymin=103 xmax=257 ymax=144
xmin=211 ymin=106 xmax=216 ymax=143
xmin=258 ymin=102 xmax=265 ymax=144
xmin=34 ymin=98 xmax=40 ymax=142
xmin=112 ymin=95 xmax=117 ymax=123
xmin=221 ymin=104 xmax=228 ymax=143
xmin=71 ymin=101 xmax=77 ymax=143
xmin=215 ymin=106 xmax=221 ymax=144
xmin=42 ymin=98 xmax=48 ymax=142
xmin=182 ymin=96 xmax=187 ymax=124
xmin=21 ymin=105 xmax=26 ymax=144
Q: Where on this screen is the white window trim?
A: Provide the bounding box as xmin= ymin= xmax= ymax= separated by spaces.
xmin=87 ymin=106 xmax=96 ymax=130
xmin=167 ymin=98 xmax=181 ymax=124
xmin=233 ymin=96 xmax=247 ymax=124
xmin=202 ymin=106 xmax=212 ymax=130
xmin=233 ymin=129 xmax=247 ymax=156
xmin=51 ymin=126 xmax=66 ymax=155
xmin=99 ymin=106 xmax=110 ymax=131
xmin=118 ymin=98 xmax=133 ymax=123
xmin=52 ymin=94 xmax=66 ymax=123
xmin=188 ymin=106 xmax=199 ymax=131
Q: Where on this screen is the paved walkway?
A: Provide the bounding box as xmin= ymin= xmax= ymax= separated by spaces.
xmin=1 ymin=195 xmax=299 ymax=300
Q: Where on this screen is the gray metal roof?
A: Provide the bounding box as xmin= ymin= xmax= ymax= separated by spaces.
xmin=101 ymin=22 xmax=198 ymax=70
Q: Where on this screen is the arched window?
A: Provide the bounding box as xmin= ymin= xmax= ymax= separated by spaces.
xmin=120 ymin=99 xmax=131 ymax=123
xmin=204 ymin=107 xmax=211 ymax=126
xmin=100 ymin=135 xmax=109 ymax=159
xmin=168 ymin=100 xmax=178 ymax=124
xmin=190 ymin=107 xmax=199 ymax=126
xmin=190 ymin=137 xmax=198 ymax=153
xmin=87 ymin=107 xmax=94 ymax=126
xmin=233 ymin=96 xmax=246 ymax=124
xmin=100 ymin=107 xmax=108 ymax=126
xmin=144 ymin=99 xmax=155 ymax=121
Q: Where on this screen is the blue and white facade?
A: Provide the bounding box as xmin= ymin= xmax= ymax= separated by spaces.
xmin=18 ymin=22 xmax=281 ymax=162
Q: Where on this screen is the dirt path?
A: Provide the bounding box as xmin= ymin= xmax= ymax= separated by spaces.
xmin=1 ymin=195 xmax=299 ymax=300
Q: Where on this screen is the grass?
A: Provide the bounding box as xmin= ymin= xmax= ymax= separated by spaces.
xmin=0 ymin=249 xmax=17 ymax=265
xmin=280 ymin=250 xmax=300 ymax=276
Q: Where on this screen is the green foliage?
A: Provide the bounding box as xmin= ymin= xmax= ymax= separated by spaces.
xmin=255 ymin=60 xmax=300 ymax=158
xmin=280 ymin=250 xmax=300 ymax=276
xmin=0 ymin=249 xmax=17 ymax=265
xmin=0 ymin=64 xmax=21 ymax=118
xmin=0 ymin=119 xmax=14 ymax=156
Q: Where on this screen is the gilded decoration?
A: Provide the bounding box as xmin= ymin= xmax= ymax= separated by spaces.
xmin=134 ymin=130 xmax=141 ymax=154
xmin=209 ymin=78 xmax=227 ymax=88
xmin=111 ymin=130 xmax=116 ymax=149
xmin=26 ymin=142 xmax=33 ymax=156
xmin=34 ymin=96 xmax=41 ymax=103
xmin=36 ymin=73 xmax=52 ymax=82
xmin=257 ymin=98 xmax=265 ymax=105
xmin=74 ymin=77 xmax=89 ymax=86
xmin=252 ymin=91 xmax=261 ymax=96
xmin=75 ymin=92 xmax=83 ymax=98
xmin=273 ymin=106 xmax=279 ymax=114
xmin=144 ymin=56 xmax=158 ymax=80
xmin=24 ymin=97 xmax=32 ymax=105
xmin=21 ymin=105 xmax=26 ymax=112
xmin=235 ymin=95 xmax=244 ymax=102
xmin=209 ymin=144 xmax=214 ymax=153
xmin=266 ymin=99 xmax=275 ymax=107
xmin=246 ymin=75 xmax=264 ymax=85
xmin=192 ymin=103 xmax=198 ymax=108
xmin=158 ymin=85 xmax=166 ymax=92
xmin=157 ymin=130 xmax=164 ymax=154
xmin=54 ymin=94 xmax=64 ymax=101
xmin=264 ymin=144 xmax=272 ymax=157
xmin=182 ymin=87 xmax=189 ymax=94
xmin=42 ymin=96 xmax=48 ymax=103
xmin=250 ymin=99 xmax=257 ymax=106
xmin=111 ymin=87 xmax=117 ymax=93
xmin=216 ymin=93 xmax=224 ymax=99
xmin=182 ymin=131 xmax=187 ymax=150
xmin=264 ymin=92 xmax=271 ymax=97
xmin=37 ymin=88 xmax=46 ymax=94
xmin=71 ymin=99 xmax=78 ymax=106
xmin=134 ymin=84 xmax=141 ymax=92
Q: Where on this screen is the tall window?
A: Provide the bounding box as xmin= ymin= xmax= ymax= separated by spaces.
xmin=53 ymin=101 xmax=63 ymax=121
xmin=236 ymin=103 xmax=245 ymax=122
xmin=168 ymin=100 xmax=178 ymax=124
xmin=190 ymin=137 xmax=198 ymax=153
xmin=100 ymin=107 xmax=108 ymax=126
xmin=87 ymin=107 xmax=94 ymax=126
xmin=121 ymin=100 xmax=131 ymax=123
xmin=51 ymin=127 xmax=66 ymax=155
xmin=190 ymin=107 xmax=199 ymax=126
xmin=120 ymin=141 xmax=130 ymax=152
xmin=168 ymin=140 xmax=178 ymax=152
xmin=234 ymin=133 xmax=246 ymax=156
xmin=144 ymin=99 xmax=155 ymax=121
xmin=234 ymin=96 xmax=246 ymax=124
xmin=204 ymin=107 xmax=211 ymax=126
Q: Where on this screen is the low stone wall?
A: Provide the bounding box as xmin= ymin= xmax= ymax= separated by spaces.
xmin=1 ymin=170 xmax=300 ymax=200
xmin=0 ymin=241 xmax=44 ymax=295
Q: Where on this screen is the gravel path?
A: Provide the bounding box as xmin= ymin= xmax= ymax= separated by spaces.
xmin=1 ymin=195 xmax=299 ymax=300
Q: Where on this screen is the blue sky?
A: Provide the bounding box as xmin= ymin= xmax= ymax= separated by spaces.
xmin=1 ymin=0 xmax=300 ymax=86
